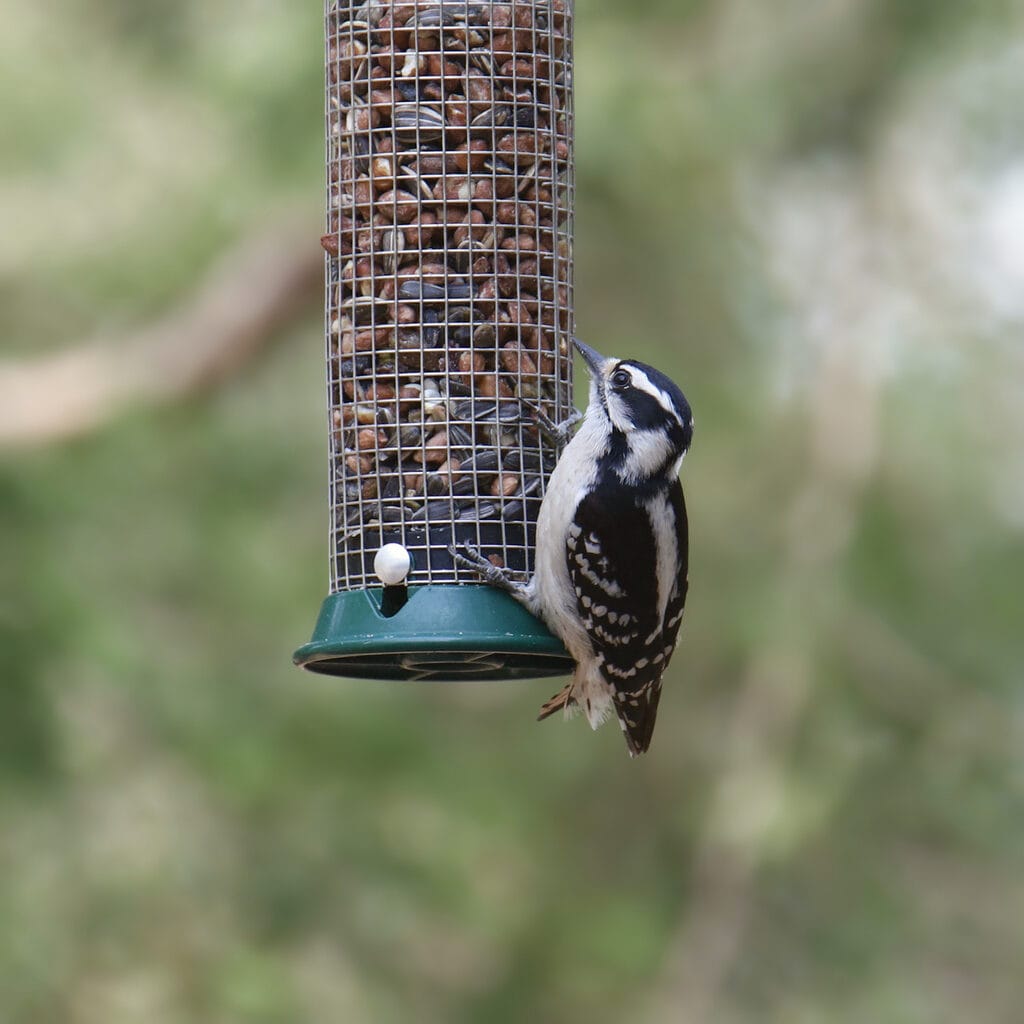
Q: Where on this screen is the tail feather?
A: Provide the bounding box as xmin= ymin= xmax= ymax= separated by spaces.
xmin=615 ymin=681 xmax=663 ymax=757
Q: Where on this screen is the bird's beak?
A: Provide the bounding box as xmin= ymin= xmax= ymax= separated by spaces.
xmin=573 ymin=337 xmax=609 ymax=377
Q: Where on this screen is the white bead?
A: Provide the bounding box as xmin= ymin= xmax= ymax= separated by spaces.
xmin=374 ymin=543 xmax=411 ymax=586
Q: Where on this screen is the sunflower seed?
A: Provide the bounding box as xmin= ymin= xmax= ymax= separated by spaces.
xmin=379 ymin=226 xmax=405 ymax=273
xmin=393 ymin=104 xmax=446 ymax=140
xmin=459 ymin=449 xmax=501 ymax=474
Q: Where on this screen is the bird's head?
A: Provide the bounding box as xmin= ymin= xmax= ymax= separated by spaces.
xmin=574 ymin=337 xmax=693 ymax=483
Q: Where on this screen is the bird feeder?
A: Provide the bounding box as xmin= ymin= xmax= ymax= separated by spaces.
xmin=294 ymin=0 xmax=576 ymax=680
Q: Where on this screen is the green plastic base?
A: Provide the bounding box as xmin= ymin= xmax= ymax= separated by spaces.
xmin=293 ymin=585 xmax=574 ymax=681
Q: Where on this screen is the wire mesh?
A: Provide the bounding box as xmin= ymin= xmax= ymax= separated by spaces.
xmin=325 ymin=0 xmax=574 ymax=592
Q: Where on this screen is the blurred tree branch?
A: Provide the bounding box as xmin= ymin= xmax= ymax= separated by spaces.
xmin=0 ymin=214 xmax=322 ymax=449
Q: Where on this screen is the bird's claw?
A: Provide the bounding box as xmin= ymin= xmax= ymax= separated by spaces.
xmin=532 ymin=406 xmax=581 ymax=447
xmin=449 ymin=543 xmax=527 ymax=596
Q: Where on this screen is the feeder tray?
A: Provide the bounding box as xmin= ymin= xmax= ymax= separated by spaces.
xmin=295 ymin=586 xmax=571 ymax=680
xmin=296 ymin=0 xmax=576 ymax=681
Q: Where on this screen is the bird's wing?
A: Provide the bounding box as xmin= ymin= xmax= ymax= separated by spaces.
xmin=566 ymin=488 xmax=669 ymax=754
xmin=658 ymin=479 xmax=689 ymax=668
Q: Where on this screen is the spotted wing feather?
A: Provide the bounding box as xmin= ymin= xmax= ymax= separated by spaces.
xmin=567 ymin=481 xmax=686 ymax=754
xmin=642 ymin=480 xmax=689 ymax=746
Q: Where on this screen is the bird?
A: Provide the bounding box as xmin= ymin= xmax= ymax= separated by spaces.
xmin=454 ymin=337 xmax=693 ymax=756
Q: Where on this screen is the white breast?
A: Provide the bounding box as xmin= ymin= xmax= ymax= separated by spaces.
xmin=529 ymin=413 xmax=606 ymax=657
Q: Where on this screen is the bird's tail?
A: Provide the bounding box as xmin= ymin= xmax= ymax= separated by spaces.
xmin=614 ymin=681 xmax=663 ymax=758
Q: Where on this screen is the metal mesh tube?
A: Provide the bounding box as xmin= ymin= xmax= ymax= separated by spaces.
xmin=325 ymin=0 xmax=574 ymax=592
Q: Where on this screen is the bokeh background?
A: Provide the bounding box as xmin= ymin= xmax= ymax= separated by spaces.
xmin=2 ymin=2 xmax=1023 ymax=1021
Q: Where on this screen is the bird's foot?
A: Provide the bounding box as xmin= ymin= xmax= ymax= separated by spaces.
xmin=449 ymin=543 xmax=531 ymax=602
xmin=532 ymin=406 xmax=582 ymax=447
xmin=537 ymin=683 xmax=577 ymax=721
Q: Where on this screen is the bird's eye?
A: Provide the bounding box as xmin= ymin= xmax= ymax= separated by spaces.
xmin=610 ymin=368 xmax=631 ymax=389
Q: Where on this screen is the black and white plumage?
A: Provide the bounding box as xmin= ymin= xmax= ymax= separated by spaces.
xmin=455 ymin=338 xmax=693 ymax=757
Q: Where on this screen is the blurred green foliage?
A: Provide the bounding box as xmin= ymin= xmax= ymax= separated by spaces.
xmin=1 ymin=2 xmax=1023 ymax=1022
